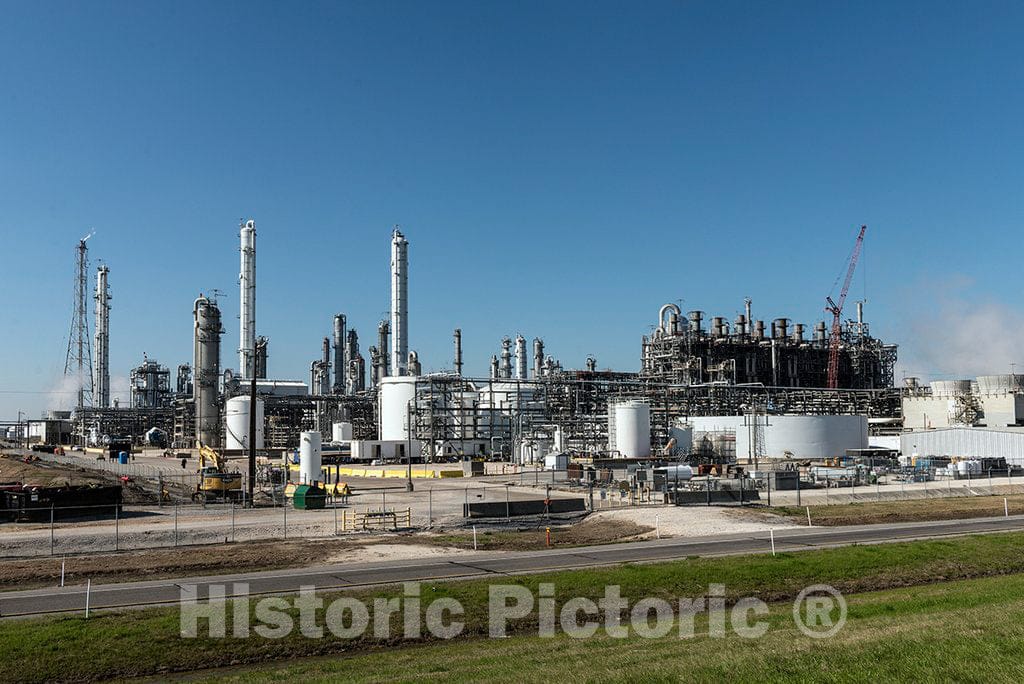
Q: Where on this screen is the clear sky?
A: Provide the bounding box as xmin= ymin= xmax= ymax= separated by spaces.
xmin=2 ymin=1 xmax=1024 ymax=419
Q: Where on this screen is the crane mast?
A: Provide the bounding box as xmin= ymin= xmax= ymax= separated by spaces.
xmin=826 ymin=225 xmax=866 ymax=389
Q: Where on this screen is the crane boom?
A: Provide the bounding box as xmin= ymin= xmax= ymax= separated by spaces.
xmin=826 ymin=225 xmax=866 ymax=389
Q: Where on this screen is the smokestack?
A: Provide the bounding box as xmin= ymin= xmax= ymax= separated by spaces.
xmin=239 ymin=219 xmax=256 ymax=378
xmin=533 ymin=338 xmax=544 ymax=378
xmin=454 ymin=329 xmax=463 ymax=376
xmin=194 ymin=295 xmax=222 ymax=447
xmin=93 ymin=265 xmax=111 ymax=408
xmin=857 ymin=301 xmax=864 ymax=324
xmin=514 ymin=334 xmax=527 ymax=380
xmin=390 ymin=228 xmax=409 ymax=376
xmin=333 ymin=314 xmax=346 ymax=394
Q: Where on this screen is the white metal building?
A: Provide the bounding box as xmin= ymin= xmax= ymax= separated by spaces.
xmin=900 ymin=427 xmax=1024 ymax=465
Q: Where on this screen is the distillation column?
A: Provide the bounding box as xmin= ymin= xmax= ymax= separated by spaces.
xmin=454 ymin=329 xmax=463 ymax=376
xmin=390 ymin=228 xmax=409 ymax=376
xmin=194 ymin=295 xmax=223 ymax=447
xmin=514 ymin=334 xmax=528 ymax=380
xmin=238 ymin=219 xmax=256 ymax=378
xmin=93 ymin=265 xmax=111 ymax=408
xmin=333 ymin=314 xmax=347 ymax=394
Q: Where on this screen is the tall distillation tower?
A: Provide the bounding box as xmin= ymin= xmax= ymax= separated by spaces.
xmin=64 ymin=232 xmax=95 ymax=411
xmin=390 ymin=227 xmax=409 ymax=376
xmin=238 ymin=219 xmax=256 ymax=378
xmin=93 ymin=265 xmax=111 ymax=408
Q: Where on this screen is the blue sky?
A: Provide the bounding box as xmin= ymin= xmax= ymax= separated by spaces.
xmin=2 ymin=1 xmax=1023 ymax=418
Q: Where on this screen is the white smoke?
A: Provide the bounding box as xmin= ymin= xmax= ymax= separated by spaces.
xmin=45 ymin=374 xmax=83 ymax=412
xmin=110 ymin=375 xmax=131 ymax=407
xmin=898 ymin=286 xmax=1024 ymax=382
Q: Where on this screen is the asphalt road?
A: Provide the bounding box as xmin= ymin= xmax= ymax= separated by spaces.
xmin=5 ymin=514 xmax=1024 ymax=618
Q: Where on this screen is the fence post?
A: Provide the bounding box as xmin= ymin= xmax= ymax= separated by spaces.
xmin=382 ymin=491 xmax=386 ymax=511
xmin=283 ymin=502 xmax=288 ymax=540
xmin=158 ymin=473 xmax=163 ymax=508
xmin=231 ymin=501 xmax=236 ymax=543
xmin=464 ymin=487 xmax=469 ymax=517
xmin=334 ymin=501 xmax=339 ymax=535
xmin=115 ymin=503 xmax=120 ymax=552
xmin=50 ymin=505 xmax=55 ymax=556
xmin=428 ymin=488 xmax=433 ymax=528
xmin=174 ymin=504 xmax=178 ymax=547
xmin=796 ymin=472 xmax=801 ymax=506
xmin=505 ymin=485 xmax=510 ymax=520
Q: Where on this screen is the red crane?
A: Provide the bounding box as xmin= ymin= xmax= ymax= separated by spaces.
xmin=826 ymin=225 xmax=866 ymax=389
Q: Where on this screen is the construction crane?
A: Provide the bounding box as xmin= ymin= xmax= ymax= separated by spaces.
xmin=825 ymin=225 xmax=867 ymax=389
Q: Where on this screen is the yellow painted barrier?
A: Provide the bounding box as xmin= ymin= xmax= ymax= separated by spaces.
xmin=284 ymin=463 xmax=463 ymax=479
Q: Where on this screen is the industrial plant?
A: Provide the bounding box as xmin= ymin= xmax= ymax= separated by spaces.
xmin=31 ymin=218 xmax=931 ymax=484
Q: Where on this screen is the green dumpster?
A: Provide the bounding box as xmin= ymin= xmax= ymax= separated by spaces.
xmin=293 ymin=484 xmax=327 ymax=510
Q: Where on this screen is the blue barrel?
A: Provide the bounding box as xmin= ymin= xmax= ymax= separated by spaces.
xmin=118 ymin=452 xmax=129 ymax=464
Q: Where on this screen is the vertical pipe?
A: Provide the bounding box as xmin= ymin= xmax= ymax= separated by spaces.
xmin=390 ymin=228 xmax=409 ymax=376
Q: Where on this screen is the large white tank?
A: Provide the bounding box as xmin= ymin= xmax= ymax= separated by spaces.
xmin=613 ymin=400 xmax=651 ymax=458
xmin=299 ymin=431 xmax=322 ymax=484
xmin=225 ymin=396 xmax=265 ymax=450
xmin=689 ymin=414 xmax=868 ymax=460
xmin=331 ymin=421 xmax=353 ymax=442
xmin=379 ymin=376 xmax=417 ymax=441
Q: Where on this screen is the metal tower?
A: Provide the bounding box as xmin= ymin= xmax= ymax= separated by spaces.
xmin=93 ymin=264 xmax=111 ymax=408
xmin=64 ymin=232 xmax=94 ymax=411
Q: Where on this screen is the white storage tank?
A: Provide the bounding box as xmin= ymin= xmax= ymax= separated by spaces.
xmin=379 ymin=376 xmax=417 ymax=441
xmin=331 ymin=421 xmax=353 ymax=442
xmin=689 ymin=414 xmax=868 ymax=460
xmin=225 ymin=396 xmax=265 ymax=451
xmin=613 ymin=400 xmax=652 ymax=458
xmin=299 ymin=431 xmax=322 ymax=484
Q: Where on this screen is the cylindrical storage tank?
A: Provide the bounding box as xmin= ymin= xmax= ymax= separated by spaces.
xmin=661 ymin=464 xmax=693 ymax=481
xmin=331 ymin=421 xmax=353 ymax=442
xmin=931 ymin=380 xmax=973 ymax=397
xmin=225 ymin=396 xmax=265 ymax=451
xmin=688 ymin=311 xmax=704 ymax=333
xmin=613 ymin=400 xmax=651 ymax=458
xmin=379 ymin=376 xmax=417 ymax=441
xmin=299 ymin=431 xmax=322 ymax=484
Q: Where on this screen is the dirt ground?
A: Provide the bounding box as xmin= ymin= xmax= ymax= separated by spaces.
xmin=0 ymin=453 xmax=160 ymax=504
xmin=0 ymin=512 xmax=662 ymax=590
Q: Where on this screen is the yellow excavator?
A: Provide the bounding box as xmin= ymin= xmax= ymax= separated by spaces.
xmin=192 ymin=442 xmax=243 ymax=502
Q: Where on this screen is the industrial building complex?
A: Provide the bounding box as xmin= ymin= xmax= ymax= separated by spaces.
xmin=24 ymin=220 xmax=1023 ymax=489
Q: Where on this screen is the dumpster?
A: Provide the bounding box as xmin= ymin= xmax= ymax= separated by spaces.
xmin=293 ymin=483 xmax=327 ymax=510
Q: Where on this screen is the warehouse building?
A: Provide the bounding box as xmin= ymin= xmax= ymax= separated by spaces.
xmin=900 ymin=427 xmax=1024 ymax=465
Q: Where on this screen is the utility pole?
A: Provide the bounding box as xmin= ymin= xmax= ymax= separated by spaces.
xmin=248 ymin=374 xmax=256 ymax=506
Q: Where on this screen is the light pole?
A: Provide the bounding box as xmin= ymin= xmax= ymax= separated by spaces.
xmin=17 ymin=410 xmax=24 ymax=451
xmin=405 ymin=400 xmax=414 ymax=492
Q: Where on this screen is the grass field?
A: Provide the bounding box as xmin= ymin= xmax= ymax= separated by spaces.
xmin=5 ymin=532 xmax=1024 ymax=682
xmin=202 ymin=572 xmax=1024 ymax=683
xmin=774 ymin=493 xmax=1024 ymax=526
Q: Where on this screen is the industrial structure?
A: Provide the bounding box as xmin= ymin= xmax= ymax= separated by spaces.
xmin=64 ymin=232 xmax=95 ymax=414
xmin=93 ymin=265 xmax=111 ymax=408
xmin=62 ymin=222 xmax=905 ymax=471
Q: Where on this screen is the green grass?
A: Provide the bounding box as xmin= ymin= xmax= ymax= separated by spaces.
xmin=204 ymin=573 xmax=1024 ymax=682
xmin=7 ymin=532 xmax=1024 ymax=682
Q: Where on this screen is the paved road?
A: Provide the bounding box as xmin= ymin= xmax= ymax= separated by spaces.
xmin=5 ymin=514 xmax=1024 ymax=618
